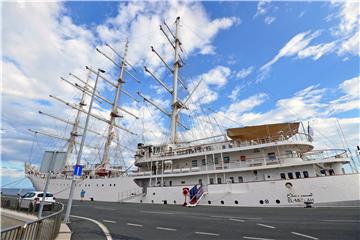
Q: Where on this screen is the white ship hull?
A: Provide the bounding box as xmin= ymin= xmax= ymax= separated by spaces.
xmin=27 ymin=173 xmax=360 ymax=207
xmin=27 ymin=174 xmax=142 ymax=202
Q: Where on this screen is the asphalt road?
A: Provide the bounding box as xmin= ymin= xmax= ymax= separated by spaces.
xmin=61 ymin=200 xmax=360 ymax=240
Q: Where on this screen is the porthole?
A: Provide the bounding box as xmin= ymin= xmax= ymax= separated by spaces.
xmin=285 ymin=182 xmax=293 ymax=188
xmin=259 ymin=200 xmax=264 ymax=204
xmin=153 ymin=192 xmax=155 ymax=195
xmin=221 ymin=200 xmax=224 ymax=205
xmin=208 ymin=200 xmax=211 ymax=204
xmin=110 ymin=184 xmax=112 ymax=187
xmin=234 ymin=200 xmax=239 ymax=204
xmin=114 ymin=184 xmax=116 ymax=187
xmin=151 ymin=200 xmax=154 ymax=203
xmin=173 ymin=200 xmax=176 ymax=204
xmin=102 ymin=184 xmax=104 ymax=187
xmin=96 ymin=184 xmax=98 ymax=187
xmin=140 ymin=200 xmax=143 ymax=203
xmin=276 ymin=199 xmax=280 ymax=204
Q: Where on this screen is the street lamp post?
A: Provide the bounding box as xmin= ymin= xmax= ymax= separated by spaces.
xmin=63 ymin=68 xmax=105 ymax=223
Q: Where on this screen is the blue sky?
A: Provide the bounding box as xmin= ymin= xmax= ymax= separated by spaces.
xmin=1 ymin=1 xmax=359 ymax=188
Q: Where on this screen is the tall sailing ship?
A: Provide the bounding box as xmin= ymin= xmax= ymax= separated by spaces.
xmin=26 ymin=17 xmax=360 ymax=207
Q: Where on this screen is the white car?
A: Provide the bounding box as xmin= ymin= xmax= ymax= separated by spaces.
xmin=18 ymin=191 xmax=56 ymax=211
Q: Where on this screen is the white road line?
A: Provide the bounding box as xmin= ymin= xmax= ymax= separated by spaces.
xmin=195 ymin=231 xmax=220 ymax=236
xmin=127 ymin=223 xmax=143 ymax=227
xmin=156 ymin=227 xmax=177 ymax=231
xmin=243 ymin=237 xmax=275 ymax=240
xmin=229 ymin=218 xmax=245 ymax=222
xmin=71 ymin=215 xmax=112 ymax=240
xmin=211 ymin=215 xmax=261 ymax=220
xmin=103 ymin=220 xmax=116 ymax=223
xmin=93 ymin=206 xmax=116 ymax=211
xmin=291 ymin=232 xmax=319 ymax=240
xmin=322 ymin=219 xmax=360 ymax=223
xmin=256 ymin=223 xmax=276 ymax=229
xmin=140 ymin=210 xmax=174 ymax=215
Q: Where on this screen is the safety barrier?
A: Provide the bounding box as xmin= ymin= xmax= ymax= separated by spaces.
xmin=1 ymin=195 xmax=64 ymax=240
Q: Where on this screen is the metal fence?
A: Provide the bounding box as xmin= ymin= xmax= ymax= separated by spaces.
xmin=1 ymin=195 xmax=64 ymax=240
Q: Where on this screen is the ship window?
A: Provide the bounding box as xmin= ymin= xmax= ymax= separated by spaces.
xmin=199 ymin=179 xmax=202 ymax=185
xmin=110 ymin=184 xmax=112 ymax=187
xmin=223 ymin=156 xmax=230 ymax=164
xmin=215 ymin=157 xmax=219 ymax=165
xmin=288 ymin=172 xmax=294 ymax=179
xmin=102 ymin=184 xmax=104 ymax=187
xmin=253 ymin=149 xmax=260 ymax=153
xmin=286 ymin=150 xmax=293 ymax=157
xmin=114 ymin=184 xmax=116 ymax=187
xmin=303 ymin=171 xmax=309 ymax=178
xmin=268 ymin=152 xmax=276 ymax=160
xmin=202 ymin=159 xmax=206 ymax=166
xmin=235 ymin=200 xmax=238 ymax=204
xmin=276 ymin=200 xmax=280 ymax=204
xmin=259 ymin=200 xmax=264 ymax=204
xmin=96 ymin=184 xmax=98 ymax=187
xmin=229 ymin=177 xmax=234 ymax=183
xmin=217 ymin=178 xmax=222 ymax=184
xmin=240 ymin=155 xmax=246 ymax=161
xmin=181 ymin=180 xmax=186 ymax=184
xmin=295 ymin=172 xmax=301 ymax=179
xmin=238 ymin=176 xmax=243 ymax=183
xmin=209 ymin=178 xmax=214 ymax=184
xmin=221 ymin=200 xmax=224 ymax=204
xmin=208 ymin=201 xmax=211 ymax=204
xmin=192 ymin=160 xmax=198 ymax=167
xmin=169 ymin=181 xmax=172 ymax=186
xmin=280 ymin=173 xmax=286 ymax=179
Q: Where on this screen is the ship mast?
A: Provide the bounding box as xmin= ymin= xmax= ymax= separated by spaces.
xmin=101 ymin=40 xmax=129 ymax=168
xmin=169 ymin=17 xmax=181 ymax=144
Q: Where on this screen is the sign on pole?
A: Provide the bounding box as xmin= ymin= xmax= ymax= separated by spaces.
xmin=73 ymin=165 xmax=83 ymax=176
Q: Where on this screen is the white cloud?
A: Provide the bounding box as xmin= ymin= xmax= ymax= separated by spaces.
xmin=259 ymin=30 xmax=321 ymax=78
xmin=334 ymin=1 xmax=360 ymax=36
xmin=229 ymin=86 xmax=241 ymax=101
xmin=264 ymin=16 xmax=276 ymax=25
xmin=298 ymin=41 xmax=336 ymax=60
xmin=254 ymin=0 xmax=271 ymax=17
xmin=337 ymin=31 xmax=360 ymax=56
xmin=236 ymin=66 xmax=254 ymax=79
xmin=96 ymin=1 xmax=240 ymax=69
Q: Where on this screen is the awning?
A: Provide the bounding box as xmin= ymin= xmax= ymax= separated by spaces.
xmin=227 ymin=122 xmax=300 ymax=141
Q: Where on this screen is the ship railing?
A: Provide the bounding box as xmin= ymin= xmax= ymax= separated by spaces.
xmin=302 ymin=149 xmax=348 ymax=161
xmin=1 ymin=195 xmax=64 ymax=240
xmin=137 ymin=132 xmax=312 ymax=162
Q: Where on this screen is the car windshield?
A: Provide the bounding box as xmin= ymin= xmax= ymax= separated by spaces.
xmin=22 ymin=192 xmax=36 ymax=198
xmin=37 ymin=193 xmax=53 ymax=197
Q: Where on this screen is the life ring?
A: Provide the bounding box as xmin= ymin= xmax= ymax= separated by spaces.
xmin=182 ymin=187 xmax=189 ymax=196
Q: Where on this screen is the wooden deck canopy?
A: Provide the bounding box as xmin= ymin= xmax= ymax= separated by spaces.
xmin=226 ymin=122 xmax=300 ymax=141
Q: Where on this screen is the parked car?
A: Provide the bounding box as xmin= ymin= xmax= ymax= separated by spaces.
xmin=17 ymin=191 xmax=56 ymax=211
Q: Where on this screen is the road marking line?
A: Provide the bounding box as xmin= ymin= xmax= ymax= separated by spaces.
xmin=156 ymin=227 xmax=177 ymax=231
xmin=140 ymin=210 xmax=174 ymax=215
xmin=195 ymin=231 xmax=219 ymax=236
xmin=322 ymin=219 xmax=360 ymax=223
xmin=103 ymin=220 xmax=116 ymax=223
xmin=291 ymin=232 xmax=318 ymax=240
xmin=243 ymin=237 xmax=275 ymax=240
xmin=93 ymin=206 xmax=116 ymax=211
xmin=127 ymin=223 xmax=143 ymax=227
xmin=256 ymin=223 xmax=276 ymax=229
xmin=229 ymin=218 xmax=245 ymax=222
xmin=71 ymin=215 xmax=112 ymax=240
xmin=211 ymin=215 xmax=261 ymax=220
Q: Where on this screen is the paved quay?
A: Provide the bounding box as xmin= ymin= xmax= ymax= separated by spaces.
xmin=61 ymin=200 xmax=360 ymax=240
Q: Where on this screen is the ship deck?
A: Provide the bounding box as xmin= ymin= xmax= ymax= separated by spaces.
xmin=62 ymin=200 xmax=360 ymax=240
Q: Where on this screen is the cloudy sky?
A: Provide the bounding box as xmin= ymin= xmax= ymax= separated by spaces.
xmin=1 ymin=1 xmax=359 ymax=188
